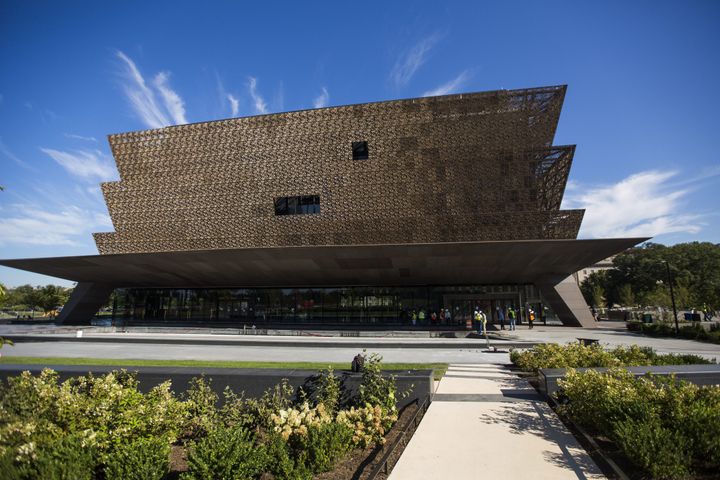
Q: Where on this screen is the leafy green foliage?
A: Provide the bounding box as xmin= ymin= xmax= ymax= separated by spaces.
xmin=580 ymin=242 xmax=720 ymax=309
xmin=0 ymin=355 xmax=403 ymax=478
xmin=510 ymin=343 xmax=712 ymax=373
xmin=181 ymin=375 xmax=217 ymax=439
xmin=358 ymin=352 xmax=397 ymax=414
xmin=294 ymin=422 xmax=353 ymax=473
xmin=0 ymin=284 xmax=72 ymax=312
xmin=316 ymin=367 xmax=341 ymax=413
xmin=181 ymin=426 xmax=266 ymax=480
xmin=558 ymin=369 xmax=720 ymax=479
xmin=104 ymin=436 xmax=170 ymax=480
xmin=629 ymin=320 xmax=720 ymax=344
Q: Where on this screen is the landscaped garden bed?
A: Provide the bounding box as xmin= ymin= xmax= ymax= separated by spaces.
xmin=627 ymin=320 xmax=720 ymax=345
xmin=0 ymin=353 xmax=426 ymax=479
xmin=511 ymin=343 xmax=720 ymax=479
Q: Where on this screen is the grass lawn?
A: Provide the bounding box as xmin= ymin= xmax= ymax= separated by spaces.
xmin=0 ymin=356 xmax=448 ymax=380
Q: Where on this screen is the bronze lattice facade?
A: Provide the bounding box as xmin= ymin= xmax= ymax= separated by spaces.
xmin=94 ymin=85 xmax=583 ymax=255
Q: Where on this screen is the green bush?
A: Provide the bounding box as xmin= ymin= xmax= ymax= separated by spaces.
xmin=628 ymin=320 xmax=720 ymax=345
xmin=613 ymin=417 xmax=691 ymax=479
xmin=25 ymin=435 xmax=96 ymax=480
xmin=358 ymin=352 xmax=397 ymax=414
xmin=316 ymin=367 xmax=341 ymax=413
xmin=0 ymin=369 xmax=185 ymax=459
xmin=182 ymin=426 xmax=266 ymax=480
xmin=511 ymin=343 xmax=712 ymax=373
xmin=292 ymin=422 xmax=353 ymax=473
xmin=557 ymin=368 xmax=720 ymax=479
xmin=181 ymin=375 xmax=218 ymax=439
xmin=263 ymin=434 xmax=311 ymax=480
xmin=104 ymin=436 xmax=170 ymax=480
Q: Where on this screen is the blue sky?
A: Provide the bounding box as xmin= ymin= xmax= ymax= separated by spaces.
xmin=1 ymin=0 xmax=719 ymax=287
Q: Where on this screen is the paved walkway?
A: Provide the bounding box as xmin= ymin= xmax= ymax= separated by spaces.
xmin=390 ymin=364 xmax=604 ymax=479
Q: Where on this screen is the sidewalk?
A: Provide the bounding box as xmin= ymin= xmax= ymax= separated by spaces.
xmin=390 ymin=364 xmax=604 ymax=479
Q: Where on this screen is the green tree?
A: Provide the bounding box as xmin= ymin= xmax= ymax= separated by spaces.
xmin=617 ymin=284 xmax=635 ymax=307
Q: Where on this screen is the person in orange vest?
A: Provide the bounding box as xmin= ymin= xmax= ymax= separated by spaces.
xmin=528 ymin=308 xmax=535 ymax=329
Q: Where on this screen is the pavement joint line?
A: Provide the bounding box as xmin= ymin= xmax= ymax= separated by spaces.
xmin=442 ymin=374 xmax=523 ymax=380
xmin=432 ymin=392 xmax=542 ymax=402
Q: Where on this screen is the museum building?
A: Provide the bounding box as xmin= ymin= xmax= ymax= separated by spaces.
xmin=0 ymin=85 xmax=646 ymax=328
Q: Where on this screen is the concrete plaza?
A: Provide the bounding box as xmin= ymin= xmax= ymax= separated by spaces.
xmin=1 ymin=321 xmax=718 ymax=364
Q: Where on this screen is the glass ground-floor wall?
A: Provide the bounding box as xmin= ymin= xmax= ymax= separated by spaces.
xmin=111 ymin=284 xmax=558 ymax=328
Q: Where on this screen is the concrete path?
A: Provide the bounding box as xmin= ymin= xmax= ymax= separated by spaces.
xmin=390 ymin=364 xmax=604 ymax=479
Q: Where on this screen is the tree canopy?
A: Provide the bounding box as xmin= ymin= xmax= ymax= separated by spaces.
xmin=581 ymin=242 xmax=720 ymax=309
xmin=0 ymin=284 xmax=73 ymax=312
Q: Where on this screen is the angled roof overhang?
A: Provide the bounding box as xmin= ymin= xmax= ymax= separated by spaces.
xmin=0 ymin=238 xmax=647 ymax=288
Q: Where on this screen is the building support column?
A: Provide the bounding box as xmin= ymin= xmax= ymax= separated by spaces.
xmin=536 ymin=275 xmax=595 ymax=328
xmin=56 ymin=282 xmax=115 ymax=325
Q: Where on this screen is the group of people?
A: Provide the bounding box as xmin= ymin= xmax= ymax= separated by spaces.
xmin=408 ymin=308 xmax=453 ymax=326
xmin=404 ymin=304 xmax=538 ymax=332
xmin=474 ymin=305 xmax=532 ymax=333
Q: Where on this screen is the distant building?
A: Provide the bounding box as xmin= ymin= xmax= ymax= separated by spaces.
xmin=574 ymin=256 xmax=617 ymax=285
xmin=0 ymin=86 xmax=647 ymax=328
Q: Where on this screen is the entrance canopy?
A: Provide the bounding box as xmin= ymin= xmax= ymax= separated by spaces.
xmin=0 ymin=238 xmax=647 ymax=288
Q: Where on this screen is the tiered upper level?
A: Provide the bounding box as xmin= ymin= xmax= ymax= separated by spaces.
xmin=94 ymin=85 xmax=583 ymax=254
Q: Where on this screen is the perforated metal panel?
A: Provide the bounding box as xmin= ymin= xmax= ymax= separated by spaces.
xmin=94 ymin=85 xmax=582 ymax=255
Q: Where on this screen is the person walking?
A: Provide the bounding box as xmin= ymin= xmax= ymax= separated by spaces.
xmin=411 ymin=310 xmax=417 ymax=326
xmin=418 ymin=308 xmax=426 ymax=325
xmin=508 ymin=306 xmax=516 ymax=331
xmin=528 ymin=308 xmax=535 ymax=329
xmin=497 ymin=306 xmax=505 ymax=330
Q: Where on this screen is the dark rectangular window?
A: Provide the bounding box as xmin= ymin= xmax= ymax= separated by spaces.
xmin=274 ymin=195 xmax=320 ymax=216
xmin=352 ymin=141 xmax=369 ymax=160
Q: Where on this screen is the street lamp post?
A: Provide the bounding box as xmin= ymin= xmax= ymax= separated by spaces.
xmin=664 ymin=260 xmax=680 ymax=335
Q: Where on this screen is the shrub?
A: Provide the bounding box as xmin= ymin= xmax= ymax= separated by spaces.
xmin=294 ymin=422 xmax=353 ymax=473
xmin=358 ymin=352 xmax=397 ymax=414
xmin=0 ymin=369 xmax=185 ymax=459
xmin=511 ymin=343 xmax=712 ymax=373
xmin=182 ymin=426 xmax=266 ymax=480
xmin=510 ymin=343 xmax=618 ymax=373
xmin=181 ymin=375 xmax=218 ymax=439
xmin=26 ymin=435 xmax=96 ymax=480
xmin=104 ymin=436 xmax=170 ymax=480
xmin=219 ymin=378 xmax=296 ymax=431
xmin=263 ymin=433 xmax=310 ymax=480
xmin=557 ymin=368 xmax=720 ymax=479
xmin=336 ymin=404 xmax=397 ymax=447
xmin=613 ymin=417 xmax=691 ymax=479
xmin=316 ymin=367 xmax=341 ymax=413
xmin=269 ymin=402 xmax=333 ymax=441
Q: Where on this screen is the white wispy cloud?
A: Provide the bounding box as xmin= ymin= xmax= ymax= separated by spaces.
xmin=562 ymin=170 xmax=706 ymax=238
xmin=247 ymin=77 xmax=268 ymax=114
xmin=313 ymin=87 xmax=329 ymax=108
xmin=0 ymin=203 xmax=110 ymax=247
xmin=64 ymin=133 xmax=98 ymax=142
xmin=423 ymin=70 xmax=472 ymax=97
xmin=0 ymin=138 xmax=36 ymax=171
xmin=116 ymin=51 xmax=188 ymax=128
xmin=40 ymin=148 xmax=118 ymax=181
xmin=153 ymin=71 xmax=187 ymax=124
xmin=390 ymin=33 xmax=442 ymax=88
xmin=227 ymin=94 xmax=239 ymax=116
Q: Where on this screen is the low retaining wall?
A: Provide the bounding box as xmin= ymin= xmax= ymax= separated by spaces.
xmin=539 ymin=364 xmax=720 ymax=398
xmin=0 ymin=364 xmax=433 ymax=409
